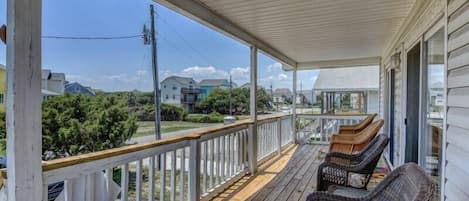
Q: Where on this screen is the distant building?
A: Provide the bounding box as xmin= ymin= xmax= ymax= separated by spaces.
xmin=313 ymin=66 xmax=379 ymax=114
xmin=42 ymin=69 xmax=66 ymax=99
xmin=161 ymin=76 xmax=200 ymax=112
xmin=199 ymin=79 xmax=233 ymax=99
xmin=273 ymin=88 xmax=292 ymax=103
xmin=65 ymin=82 xmax=96 ymax=96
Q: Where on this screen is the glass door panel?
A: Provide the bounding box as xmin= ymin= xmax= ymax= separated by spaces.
xmin=422 ymin=27 xmax=444 ymax=198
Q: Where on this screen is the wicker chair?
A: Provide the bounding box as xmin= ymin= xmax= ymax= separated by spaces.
xmin=317 ymin=134 xmax=389 ymax=191
xmin=329 ymin=120 xmax=384 ymax=154
xmin=338 ymin=114 xmax=377 ymax=134
xmin=307 ymin=163 xmax=434 ymax=201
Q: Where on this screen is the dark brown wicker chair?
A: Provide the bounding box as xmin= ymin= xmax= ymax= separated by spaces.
xmin=329 ymin=120 xmax=384 ymax=154
xmin=317 ymin=134 xmax=389 ymax=191
xmin=307 ymin=163 xmax=435 ymax=201
xmin=338 ymin=114 xmax=377 ymax=134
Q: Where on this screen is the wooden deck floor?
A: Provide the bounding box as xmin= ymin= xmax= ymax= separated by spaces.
xmin=212 ymin=144 xmax=328 ymax=201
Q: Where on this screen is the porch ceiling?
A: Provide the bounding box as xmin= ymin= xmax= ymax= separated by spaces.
xmin=157 ymin=0 xmax=416 ymax=70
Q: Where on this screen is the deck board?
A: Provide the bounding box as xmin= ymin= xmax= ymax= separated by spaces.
xmin=211 ymin=144 xmax=328 ymax=201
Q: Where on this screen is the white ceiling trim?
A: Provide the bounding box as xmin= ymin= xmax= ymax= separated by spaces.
xmin=297 ymin=57 xmax=381 ymax=70
xmin=155 ymin=0 xmax=297 ymax=68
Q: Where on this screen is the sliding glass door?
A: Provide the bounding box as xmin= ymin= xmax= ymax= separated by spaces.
xmin=421 ymin=27 xmax=444 ymax=197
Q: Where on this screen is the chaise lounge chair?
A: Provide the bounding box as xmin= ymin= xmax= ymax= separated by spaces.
xmin=317 ymin=134 xmax=389 ymax=191
xmin=307 ymin=163 xmax=434 ymax=201
xmin=338 ymin=114 xmax=377 ymax=134
xmin=329 ymin=120 xmax=384 ymax=154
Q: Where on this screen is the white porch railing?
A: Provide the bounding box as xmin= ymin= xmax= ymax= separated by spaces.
xmin=256 ymin=115 xmax=293 ymax=163
xmin=0 ymin=114 xmax=294 ymax=201
xmin=296 ymin=114 xmax=368 ymax=144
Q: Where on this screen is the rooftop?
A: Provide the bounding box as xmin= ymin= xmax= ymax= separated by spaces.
xmin=313 ymin=66 xmax=379 ymax=92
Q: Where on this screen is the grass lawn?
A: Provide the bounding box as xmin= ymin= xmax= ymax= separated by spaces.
xmin=133 ymin=121 xmax=220 ymax=138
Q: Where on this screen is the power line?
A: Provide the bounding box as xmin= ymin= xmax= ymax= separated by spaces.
xmin=158 ymin=16 xmax=215 ymax=66
xmin=42 ymin=34 xmax=143 ymax=40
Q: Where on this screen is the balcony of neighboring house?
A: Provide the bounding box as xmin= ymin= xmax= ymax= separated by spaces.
xmin=1 ymin=0 xmax=467 ymax=201
xmin=181 ymin=87 xmax=201 ymax=113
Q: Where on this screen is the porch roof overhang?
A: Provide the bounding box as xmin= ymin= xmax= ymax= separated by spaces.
xmin=155 ymin=0 xmax=416 ymax=70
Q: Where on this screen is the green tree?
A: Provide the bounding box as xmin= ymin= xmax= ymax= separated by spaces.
xmin=41 ymin=93 xmax=138 ymax=160
xmin=196 ymin=88 xmax=272 ymax=115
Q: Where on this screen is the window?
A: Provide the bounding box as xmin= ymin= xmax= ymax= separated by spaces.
xmin=163 ymin=85 xmax=166 ymax=88
xmin=421 ymin=27 xmax=444 ymax=199
xmin=0 ymin=93 xmax=4 ymax=104
xmin=173 ymin=86 xmax=177 ymax=90
xmin=172 ymin=95 xmax=175 ymax=100
xmin=166 ymin=95 xmax=169 ymax=99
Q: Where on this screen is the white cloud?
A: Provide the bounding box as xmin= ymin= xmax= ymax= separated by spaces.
xmin=136 ymin=69 xmax=148 ymax=77
xmin=160 ymin=65 xmax=251 ymax=86
xmin=278 ymin=73 xmax=288 ymax=80
xmin=67 ymin=69 xmax=153 ymax=92
xmin=267 ymin=62 xmax=282 ymax=72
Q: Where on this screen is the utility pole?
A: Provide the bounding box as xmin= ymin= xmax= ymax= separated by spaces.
xmin=229 ymin=74 xmax=233 ymax=116
xmin=148 ymin=5 xmax=161 ymax=140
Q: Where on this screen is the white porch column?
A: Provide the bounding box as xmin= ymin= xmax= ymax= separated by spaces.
xmin=247 ymin=46 xmax=258 ymax=174
xmin=6 ymin=0 xmax=43 ymax=200
xmin=292 ymin=69 xmax=298 ymax=143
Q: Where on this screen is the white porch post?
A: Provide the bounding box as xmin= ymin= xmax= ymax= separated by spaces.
xmin=6 ymin=0 xmax=43 ymax=200
xmin=247 ymin=46 xmax=258 ymax=174
xmin=292 ymin=69 xmax=298 ymax=143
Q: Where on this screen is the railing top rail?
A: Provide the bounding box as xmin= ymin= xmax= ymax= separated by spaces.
xmin=297 ymin=113 xmax=370 ymax=119
xmin=28 ymin=113 xmax=290 ymax=173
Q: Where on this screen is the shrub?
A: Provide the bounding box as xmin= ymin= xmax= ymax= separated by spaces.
xmin=184 ymin=112 xmax=224 ymax=123
xmin=161 ymin=103 xmax=187 ymax=121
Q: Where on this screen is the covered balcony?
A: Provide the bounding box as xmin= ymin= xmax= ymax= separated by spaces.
xmin=1 ymin=0 xmax=467 ymax=200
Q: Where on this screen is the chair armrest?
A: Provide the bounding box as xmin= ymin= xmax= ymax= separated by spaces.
xmin=339 ymin=125 xmax=358 ymax=134
xmin=328 ymin=185 xmax=369 ymax=198
xmin=306 ymin=191 xmax=362 ymax=201
xmin=325 ymin=151 xmax=361 ymax=163
xmin=333 ymin=133 xmax=359 ymax=141
xmin=331 ymin=137 xmax=358 ymax=145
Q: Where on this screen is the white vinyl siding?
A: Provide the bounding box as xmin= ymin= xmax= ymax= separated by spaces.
xmin=445 ymin=0 xmax=469 ymax=200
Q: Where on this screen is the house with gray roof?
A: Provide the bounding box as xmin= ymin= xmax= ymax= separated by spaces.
xmin=273 ymin=88 xmax=292 ymax=103
xmin=199 ymin=79 xmax=237 ymax=99
xmin=42 ymin=69 xmax=66 ymax=99
xmin=313 ymin=66 xmax=379 ymax=114
xmin=65 ymin=82 xmax=96 ymax=96
xmin=161 ymin=76 xmax=200 ymax=112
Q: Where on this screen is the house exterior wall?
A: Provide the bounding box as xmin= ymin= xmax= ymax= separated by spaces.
xmin=379 ymin=0 xmax=469 ymax=199
xmin=161 ymin=79 xmax=183 ymax=105
xmin=381 ymin=0 xmax=445 ymax=167
xmin=444 ymin=0 xmax=469 ymax=200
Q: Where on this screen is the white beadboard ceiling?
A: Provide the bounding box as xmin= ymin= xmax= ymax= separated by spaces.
xmin=159 ymin=0 xmax=416 ymax=69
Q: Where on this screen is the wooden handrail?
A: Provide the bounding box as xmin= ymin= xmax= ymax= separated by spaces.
xmin=41 ymin=114 xmax=290 ymax=172
xmin=0 ymin=114 xmax=292 ymax=183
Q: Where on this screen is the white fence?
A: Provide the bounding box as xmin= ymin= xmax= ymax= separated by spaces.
xmin=296 ymin=114 xmax=367 ymax=144
xmin=3 ymin=115 xmax=294 ymax=201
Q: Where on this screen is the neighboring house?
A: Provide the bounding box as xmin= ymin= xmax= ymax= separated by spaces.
xmin=296 ymin=90 xmax=315 ymax=105
xmin=199 ymin=79 xmax=232 ymax=99
xmin=42 ymin=69 xmax=66 ymax=99
xmin=313 ymin=66 xmax=379 ymax=114
xmin=65 ymin=82 xmax=96 ymax=96
xmin=273 ymin=88 xmax=292 ymax=103
xmin=0 ymin=65 xmax=5 ymax=112
xmin=161 ymin=76 xmax=200 ymax=112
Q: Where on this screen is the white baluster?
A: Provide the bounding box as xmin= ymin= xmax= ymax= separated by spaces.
xmin=136 ymin=160 xmax=143 ymax=201
xmin=121 ymin=164 xmax=129 ymax=201
xmin=171 ymin=151 xmax=176 ymax=201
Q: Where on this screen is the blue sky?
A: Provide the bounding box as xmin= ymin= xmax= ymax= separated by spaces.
xmin=0 ymin=0 xmax=318 ymax=92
